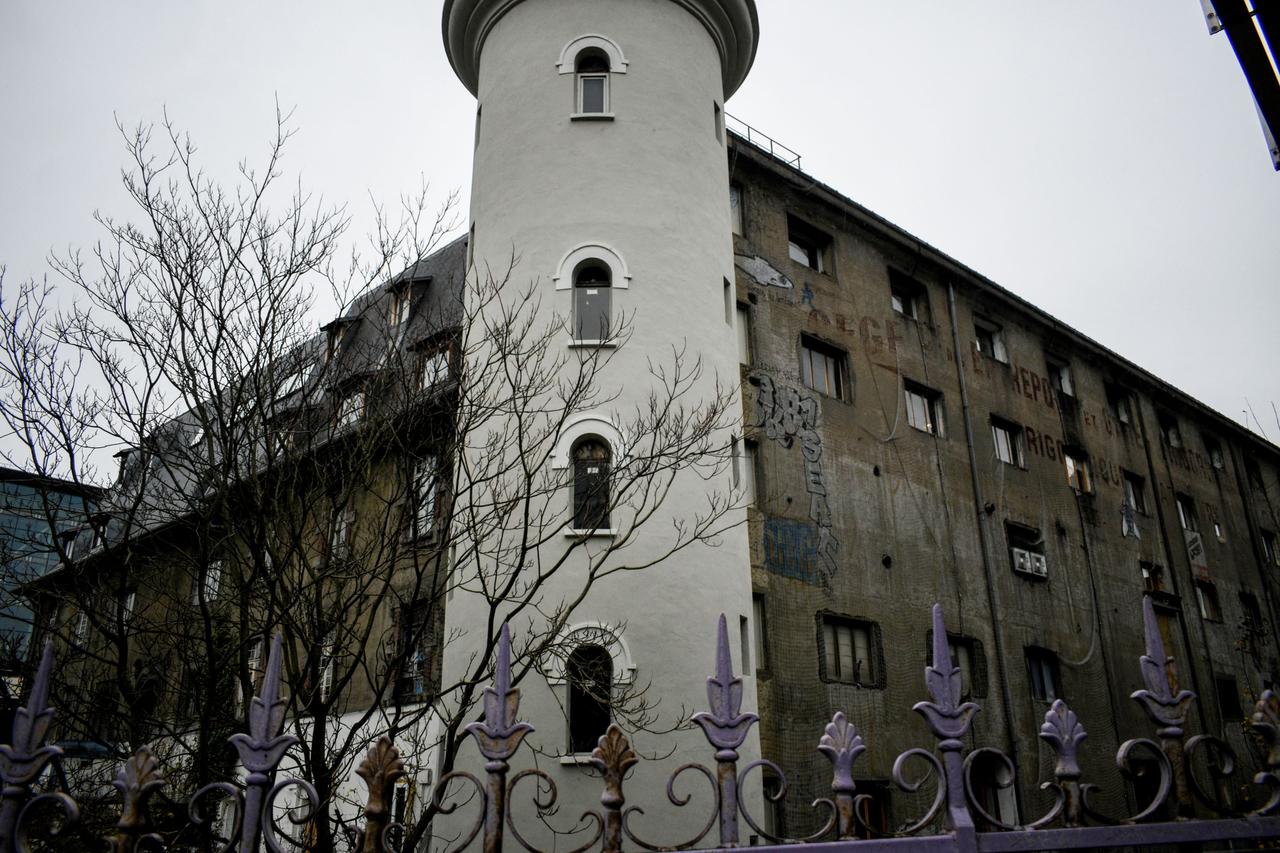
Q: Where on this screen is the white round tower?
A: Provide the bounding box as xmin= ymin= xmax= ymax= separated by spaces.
xmin=440 ymin=0 xmax=760 ymax=843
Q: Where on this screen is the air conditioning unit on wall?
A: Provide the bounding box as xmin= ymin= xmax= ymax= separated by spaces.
xmin=1012 ymin=547 xmax=1048 ymax=578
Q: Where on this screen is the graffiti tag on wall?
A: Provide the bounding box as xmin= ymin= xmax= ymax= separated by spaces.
xmin=763 ymin=517 xmax=820 ymax=584
xmin=752 ymin=373 xmax=839 ymax=588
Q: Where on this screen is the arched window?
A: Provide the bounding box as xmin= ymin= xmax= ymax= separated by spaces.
xmin=567 ymin=643 xmax=612 ymax=753
xmin=573 ymin=262 xmax=612 ymax=342
xmin=572 ymin=438 xmax=611 ymax=531
xmin=575 ymin=48 xmax=611 ymax=114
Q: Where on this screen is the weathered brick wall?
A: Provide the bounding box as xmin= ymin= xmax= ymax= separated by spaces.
xmin=729 ymin=137 xmax=1280 ymax=834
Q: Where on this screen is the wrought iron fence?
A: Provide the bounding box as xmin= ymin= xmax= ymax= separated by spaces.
xmin=1 ymin=596 xmax=1278 ymax=852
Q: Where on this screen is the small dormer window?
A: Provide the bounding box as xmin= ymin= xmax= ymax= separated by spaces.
xmin=576 ymin=50 xmax=610 ymax=114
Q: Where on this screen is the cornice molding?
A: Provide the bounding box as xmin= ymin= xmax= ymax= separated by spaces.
xmin=442 ymin=0 xmax=758 ymax=98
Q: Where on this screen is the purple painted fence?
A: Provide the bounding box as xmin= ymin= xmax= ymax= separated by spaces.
xmin=0 ymin=597 xmax=1277 ymax=852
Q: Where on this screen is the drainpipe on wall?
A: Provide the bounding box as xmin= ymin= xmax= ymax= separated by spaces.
xmin=1134 ymin=407 xmax=1211 ymax=731
xmin=945 ymin=281 xmax=1022 ymax=803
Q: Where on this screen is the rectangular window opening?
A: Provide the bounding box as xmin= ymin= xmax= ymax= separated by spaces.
xmin=1204 ymin=435 xmax=1225 ymax=470
xmin=974 ymin=319 xmax=1009 ymax=364
xmin=904 ymin=380 xmax=945 ymax=437
xmin=1262 ymin=530 xmax=1280 ymax=568
xmin=990 ymin=416 xmax=1025 ymax=468
xmin=787 ymin=215 xmax=832 ymax=273
xmin=1175 ymin=493 xmax=1199 ymax=532
xmin=736 ymin=303 xmax=752 ymax=364
xmin=1194 ymin=580 xmax=1222 ymax=622
xmin=1063 ymin=447 xmax=1093 ymax=493
xmin=729 ymin=183 xmax=744 ymax=236
xmin=1106 ymin=383 xmax=1133 ymax=426
xmin=1158 ymin=412 xmax=1183 ymax=448
xmin=753 ymin=594 xmax=768 ymax=673
xmin=800 ymin=335 xmax=848 ymax=400
xmin=1047 ymin=356 xmax=1074 ymax=398
xmin=819 ymin=614 xmax=881 ymax=687
xmin=888 ymin=270 xmax=929 ymax=323
xmin=578 ymin=74 xmax=609 ymax=114
xmin=1122 ymin=470 xmax=1148 ymax=515
xmin=1025 ymin=647 xmax=1061 ymax=702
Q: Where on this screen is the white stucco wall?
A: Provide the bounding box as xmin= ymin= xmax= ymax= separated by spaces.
xmin=439 ymin=0 xmax=761 ymax=848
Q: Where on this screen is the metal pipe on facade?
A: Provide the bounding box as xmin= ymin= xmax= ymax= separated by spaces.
xmin=945 ymin=280 xmax=1022 ymax=801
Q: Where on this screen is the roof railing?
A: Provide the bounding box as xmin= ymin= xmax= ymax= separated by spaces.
xmin=726 ymin=112 xmax=803 ymax=170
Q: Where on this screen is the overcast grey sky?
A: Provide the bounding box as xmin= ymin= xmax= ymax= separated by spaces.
xmin=2 ymin=1 xmax=1278 ymax=444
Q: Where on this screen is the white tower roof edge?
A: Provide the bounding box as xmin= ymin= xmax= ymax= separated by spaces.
xmin=442 ymin=0 xmax=759 ymax=98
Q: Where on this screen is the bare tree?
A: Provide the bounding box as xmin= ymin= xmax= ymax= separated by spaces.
xmin=0 ymin=112 xmax=742 ymax=851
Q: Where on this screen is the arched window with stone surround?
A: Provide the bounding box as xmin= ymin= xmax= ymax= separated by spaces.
xmin=573 ymin=261 xmax=612 ymax=342
xmin=575 ymin=48 xmax=611 ymax=114
xmin=572 ymin=437 xmax=611 ymax=531
xmin=567 ymin=643 xmax=612 ymax=753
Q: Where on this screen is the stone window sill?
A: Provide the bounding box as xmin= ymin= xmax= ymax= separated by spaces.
xmin=570 ymin=112 xmax=615 ymax=122
xmin=564 ymin=528 xmax=618 ymax=539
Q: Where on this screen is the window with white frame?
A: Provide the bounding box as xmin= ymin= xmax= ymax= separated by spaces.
xmin=1123 ymin=470 xmax=1147 ymax=515
xmin=412 ymin=456 xmax=438 ymax=538
xmin=330 ymin=504 xmax=354 ymax=560
xmin=248 ymin=637 xmax=264 ymax=693
xmin=1106 ymin=383 xmax=1133 ymax=426
xmin=819 ymin=615 xmax=882 ymax=687
xmin=1158 ymin=411 xmax=1183 ymax=448
xmin=336 ymin=390 xmax=365 ymax=428
xmin=904 ymin=381 xmax=945 ymax=437
xmin=573 ymin=262 xmax=612 ymax=342
xmin=787 ymin=215 xmax=831 ymax=273
xmin=319 ymin=630 xmax=336 ymax=701
xmin=193 ymin=560 xmax=222 ymax=604
xmin=974 ymin=319 xmax=1008 ymax=364
xmin=575 ymin=49 xmax=611 ymax=114
xmin=990 ymin=416 xmax=1025 ymax=467
xmin=1063 ymin=448 xmax=1092 ymax=493
xmin=325 ymin=323 xmax=349 ymax=366
xmin=1175 ymin=493 xmax=1199 ymax=532
xmin=74 ymin=610 xmax=88 ymax=646
xmin=888 ymin=270 xmax=929 ymax=323
xmin=1047 ymin=356 xmax=1074 ymax=398
xmin=417 ymin=347 xmax=450 ymax=390
xmin=730 ymin=183 xmax=744 ymax=235
xmin=275 ymin=368 xmax=306 ymax=402
xmin=800 ymin=335 xmax=848 ymax=400
xmin=390 ymin=286 xmax=413 ymax=328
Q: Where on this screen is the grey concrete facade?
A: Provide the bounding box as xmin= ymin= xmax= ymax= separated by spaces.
xmin=728 ymin=134 xmax=1280 ymax=833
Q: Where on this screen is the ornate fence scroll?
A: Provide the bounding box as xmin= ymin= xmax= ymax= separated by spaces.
xmin=2 ymin=598 xmax=1279 ymax=852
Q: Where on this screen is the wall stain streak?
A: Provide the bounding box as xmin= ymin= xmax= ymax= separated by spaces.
xmin=752 ymin=372 xmax=840 ymax=588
